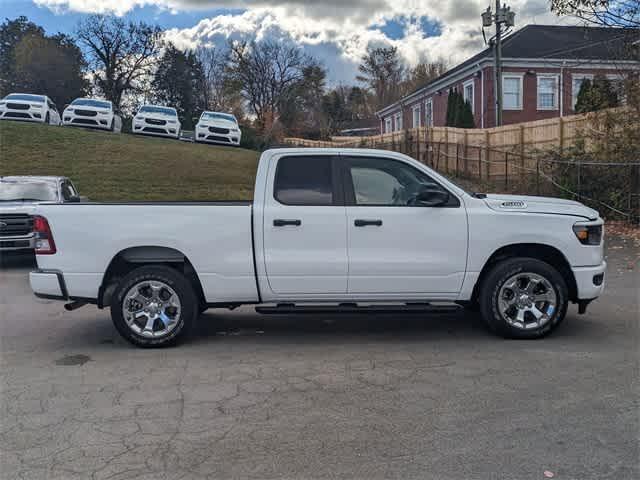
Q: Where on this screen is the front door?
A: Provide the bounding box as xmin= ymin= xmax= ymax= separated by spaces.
xmin=341 ymin=155 xmax=468 ymax=295
xmin=262 ymin=155 xmax=348 ymax=295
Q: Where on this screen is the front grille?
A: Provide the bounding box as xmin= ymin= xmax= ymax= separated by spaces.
xmin=72 ymin=118 xmax=98 ymax=125
xmin=74 ymin=109 xmax=97 ymax=117
xmin=142 ymin=127 xmax=167 ymax=134
xmin=0 ymin=214 xmax=33 ymax=237
xmin=207 ymin=135 xmax=230 ymax=143
xmin=208 ymin=126 xmax=229 ymax=134
xmin=4 ymin=112 xmax=31 ymax=118
xmin=7 ymin=103 xmax=30 ymax=110
xmin=146 ymin=118 xmax=166 ymax=126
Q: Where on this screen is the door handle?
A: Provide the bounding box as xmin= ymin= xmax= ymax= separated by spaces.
xmin=273 ymin=219 xmax=302 ymax=227
xmin=354 ymin=219 xmax=383 ymax=227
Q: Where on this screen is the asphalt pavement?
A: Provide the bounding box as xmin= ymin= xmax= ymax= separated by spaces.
xmin=0 ymin=236 xmax=638 ymax=480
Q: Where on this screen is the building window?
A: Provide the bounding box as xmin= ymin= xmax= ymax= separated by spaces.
xmin=394 ymin=112 xmax=402 ymax=131
xmin=463 ymin=80 xmax=474 ymax=112
xmin=384 ymin=117 xmax=392 ymax=134
xmin=572 ymin=74 xmax=593 ymax=109
xmin=412 ymin=105 xmax=421 ymax=128
xmin=502 ymin=74 xmax=523 ymax=110
xmin=425 ymin=98 xmax=433 ymax=127
xmin=537 ymin=74 xmax=559 ymax=110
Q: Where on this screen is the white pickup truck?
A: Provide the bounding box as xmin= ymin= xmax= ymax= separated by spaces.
xmin=30 ymin=148 xmax=606 ymax=347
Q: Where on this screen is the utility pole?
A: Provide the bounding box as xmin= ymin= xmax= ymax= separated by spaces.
xmin=482 ymin=2 xmax=515 ymax=127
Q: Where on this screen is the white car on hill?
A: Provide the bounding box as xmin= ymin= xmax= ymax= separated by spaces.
xmin=195 ymin=111 xmax=242 ymax=146
xmin=62 ymin=98 xmax=122 ymax=132
xmin=0 ymin=93 xmax=61 ymax=125
xmin=132 ymin=105 xmax=181 ymax=139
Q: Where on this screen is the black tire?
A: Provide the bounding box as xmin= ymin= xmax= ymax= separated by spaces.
xmin=479 ymin=257 xmax=568 ymax=339
xmin=110 ymin=265 xmax=197 ymax=347
xmin=44 ymin=112 xmax=50 ymax=124
xmin=110 ymin=119 xmax=115 ymax=132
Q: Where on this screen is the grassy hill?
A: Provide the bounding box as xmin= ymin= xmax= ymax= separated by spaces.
xmin=0 ymin=121 xmax=260 ymax=201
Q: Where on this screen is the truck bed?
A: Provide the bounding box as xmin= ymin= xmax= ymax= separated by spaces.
xmin=34 ymin=202 xmax=259 ymax=303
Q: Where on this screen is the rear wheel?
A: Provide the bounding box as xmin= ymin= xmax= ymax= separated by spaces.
xmin=44 ymin=112 xmax=50 ymax=124
xmin=479 ymin=258 xmax=568 ymax=339
xmin=110 ymin=265 xmax=197 ymax=347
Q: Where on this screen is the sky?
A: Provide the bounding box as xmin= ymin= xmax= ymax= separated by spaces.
xmin=1 ymin=0 xmax=568 ymax=85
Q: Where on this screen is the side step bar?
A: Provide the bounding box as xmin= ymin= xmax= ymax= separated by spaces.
xmin=255 ymin=303 xmax=461 ymax=315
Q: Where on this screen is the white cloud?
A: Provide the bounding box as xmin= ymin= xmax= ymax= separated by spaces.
xmin=35 ymin=0 xmax=567 ymax=84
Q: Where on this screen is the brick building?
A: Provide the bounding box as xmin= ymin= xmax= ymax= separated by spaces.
xmin=377 ymin=25 xmax=639 ymax=132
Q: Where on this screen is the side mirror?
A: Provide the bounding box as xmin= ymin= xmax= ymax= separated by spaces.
xmin=414 ymin=189 xmax=450 ymax=207
xmin=67 ymin=195 xmax=81 ymax=203
xmin=192 ymin=117 xmax=199 ymax=123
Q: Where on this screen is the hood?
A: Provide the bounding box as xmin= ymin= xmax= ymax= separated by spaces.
xmin=483 ymin=194 xmax=599 ymax=220
xmin=136 ymin=112 xmax=179 ymax=120
xmin=66 ymin=105 xmax=111 ymax=113
xmin=198 ymin=118 xmax=238 ymax=130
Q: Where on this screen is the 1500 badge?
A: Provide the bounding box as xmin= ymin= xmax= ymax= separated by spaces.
xmin=500 ymin=201 xmax=527 ymax=209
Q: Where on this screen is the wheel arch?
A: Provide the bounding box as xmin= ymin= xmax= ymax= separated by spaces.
xmin=471 ymin=243 xmax=578 ymax=304
xmin=98 ymin=246 xmax=205 ymax=308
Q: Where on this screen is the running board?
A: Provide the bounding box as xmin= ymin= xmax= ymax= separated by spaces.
xmin=255 ymin=303 xmax=461 ymax=315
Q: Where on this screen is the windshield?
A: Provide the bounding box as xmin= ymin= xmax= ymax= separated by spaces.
xmin=0 ymin=182 xmax=58 ymax=202
xmin=201 ymin=112 xmax=236 ymax=123
xmin=5 ymin=94 xmax=45 ymax=103
xmin=71 ymin=99 xmax=111 ymax=109
xmin=138 ymin=106 xmax=177 ymax=116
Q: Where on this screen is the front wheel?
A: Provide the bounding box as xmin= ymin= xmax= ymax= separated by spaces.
xmin=110 ymin=265 xmax=197 ymax=347
xmin=479 ymin=258 xmax=568 ymax=339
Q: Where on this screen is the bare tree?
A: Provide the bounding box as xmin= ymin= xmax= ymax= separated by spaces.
xmin=402 ymin=59 xmax=449 ymax=95
xmin=227 ymin=40 xmax=318 ymax=129
xmin=356 ymin=46 xmax=405 ymax=111
xmin=76 ymin=15 xmax=163 ymax=111
xmin=196 ymin=46 xmax=240 ymax=114
xmin=551 ymin=0 xmax=639 ymax=28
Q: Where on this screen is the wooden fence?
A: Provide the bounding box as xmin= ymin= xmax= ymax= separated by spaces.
xmin=284 ymin=110 xmax=605 ymax=182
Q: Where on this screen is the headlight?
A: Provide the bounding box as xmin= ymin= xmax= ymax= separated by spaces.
xmin=0 ymin=101 xmax=5 ymax=107
xmin=573 ymin=224 xmax=603 ymax=245
xmin=167 ymin=120 xmax=177 ymax=124
xmin=98 ymin=110 xmax=110 ymax=115
xmin=65 ymin=108 xmax=74 ymax=113
xmin=32 ymin=104 xmax=43 ymax=108
xmin=135 ymin=116 xmax=144 ymax=121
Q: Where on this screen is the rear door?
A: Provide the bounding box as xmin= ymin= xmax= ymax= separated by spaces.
xmin=341 ymin=155 xmax=468 ymax=295
xmin=262 ymin=154 xmax=348 ymax=295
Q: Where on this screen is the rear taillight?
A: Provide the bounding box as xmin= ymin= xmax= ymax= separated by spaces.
xmin=33 ymin=215 xmax=56 ymax=254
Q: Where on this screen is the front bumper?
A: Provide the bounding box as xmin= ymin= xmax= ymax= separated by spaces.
xmin=572 ymin=261 xmax=607 ymax=300
xmin=196 ymin=128 xmax=241 ymax=145
xmin=62 ymin=113 xmax=111 ymax=130
xmin=0 ymin=234 xmax=35 ymax=251
xmin=0 ymin=110 xmax=44 ymax=122
xmin=30 ymin=269 xmax=68 ymax=300
xmin=133 ymin=121 xmax=179 ymax=138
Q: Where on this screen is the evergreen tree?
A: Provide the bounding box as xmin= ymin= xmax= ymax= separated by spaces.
xmin=446 ymin=89 xmax=455 ymax=126
xmin=0 ymin=17 xmax=88 ymax=107
xmin=461 ymin=100 xmax=475 ymax=128
xmin=152 ymin=44 xmax=207 ymax=130
xmin=575 ymin=74 xmax=619 ymax=113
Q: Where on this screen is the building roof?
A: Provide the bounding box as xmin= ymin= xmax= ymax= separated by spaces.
xmin=378 ymin=25 xmax=639 ymax=116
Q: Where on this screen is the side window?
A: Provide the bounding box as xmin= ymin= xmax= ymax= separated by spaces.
xmin=274 ymin=156 xmax=334 ymax=206
xmin=345 ymin=157 xmax=454 ymax=207
xmin=61 ymin=182 xmax=77 ymax=201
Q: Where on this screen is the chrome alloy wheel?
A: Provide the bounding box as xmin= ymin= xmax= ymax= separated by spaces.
xmin=497 ymin=272 xmax=557 ymax=330
xmin=122 ymin=281 xmax=182 ymax=338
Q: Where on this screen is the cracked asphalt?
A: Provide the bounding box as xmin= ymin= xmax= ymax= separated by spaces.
xmin=1 ymin=236 xmax=638 ymax=480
